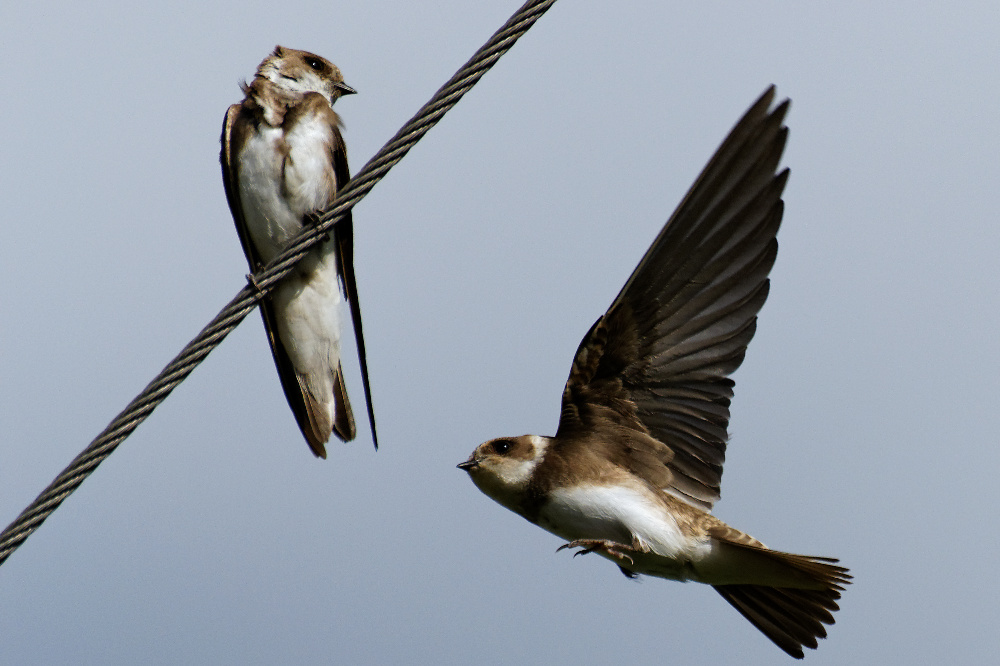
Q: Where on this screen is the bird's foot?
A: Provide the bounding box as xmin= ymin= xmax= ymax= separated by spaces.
xmin=246 ymin=273 xmax=265 ymax=296
xmin=303 ymin=211 xmax=331 ymax=242
xmin=557 ymin=539 xmax=638 ymax=566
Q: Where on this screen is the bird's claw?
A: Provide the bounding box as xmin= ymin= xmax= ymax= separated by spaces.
xmin=557 ymin=539 xmax=636 ymax=566
xmin=304 ymin=212 xmax=331 ymax=242
xmin=246 ymin=273 xmax=264 ymax=296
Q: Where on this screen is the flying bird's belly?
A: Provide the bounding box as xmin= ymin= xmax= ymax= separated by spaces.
xmin=539 ymin=483 xmax=708 ymax=582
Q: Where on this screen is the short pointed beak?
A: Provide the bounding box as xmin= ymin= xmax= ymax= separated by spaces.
xmin=457 ymin=458 xmax=477 ymax=471
xmin=335 ymin=82 xmax=357 ymax=96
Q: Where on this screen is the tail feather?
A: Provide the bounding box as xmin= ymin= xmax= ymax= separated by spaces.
xmin=715 ymin=584 xmax=826 ymax=658
xmin=764 ymin=585 xmax=837 ymax=624
xmin=331 ymin=361 xmax=357 ymax=443
xmin=298 ymin=377 xmax=332 ymax=459
xmin=711 ymin=549 xmax=850 ymax=658
xmin=295 ymin=361 xmax=357 ymax=459
xmin=704 ymin=529 xmax=850 ymax=658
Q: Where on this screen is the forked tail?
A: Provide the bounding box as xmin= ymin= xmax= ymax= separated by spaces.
xmin=712 ymin=542 xmax=851 ymax=659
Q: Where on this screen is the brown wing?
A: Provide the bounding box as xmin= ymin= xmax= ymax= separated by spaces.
xmin=221 ymin=103 xmax=332 ymax=458
xmin=556 ymin=87 xmax=790 ymax=510
xmin=221 ymin=103 xmax=263 ymax=271
xmin=329 ymin=124 xmax=378 ymax=449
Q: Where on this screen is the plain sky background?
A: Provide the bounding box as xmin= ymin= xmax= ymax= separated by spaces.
xmin=2 ymin=1 xmax=998 ymax=663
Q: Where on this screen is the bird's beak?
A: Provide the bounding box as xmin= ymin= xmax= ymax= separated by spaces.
xmin=335 ymin=82 xmax=357 ymax=96
xmin=457 ymin=457 xmax=477 ymax=471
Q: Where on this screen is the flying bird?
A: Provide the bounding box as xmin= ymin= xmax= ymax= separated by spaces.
xmin=221 ymin=46 xmax=376 ymax=457
xmin=459 ymin=87 xmax=850 ymax=659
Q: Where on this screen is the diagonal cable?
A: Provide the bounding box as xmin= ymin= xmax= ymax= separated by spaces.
xmin=0 ymin=0 xmax=558 ymax=568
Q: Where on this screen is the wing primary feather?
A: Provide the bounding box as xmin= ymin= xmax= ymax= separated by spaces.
xmin=335 ymin=217 xmax=379 ymax=449
xmin=607 ymin=92 xmax=788 ymax=316
xmin=330 ymin=126 xmax=379 ymax=451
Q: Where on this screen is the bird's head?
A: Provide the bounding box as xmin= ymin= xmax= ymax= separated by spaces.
xmin=458 ymin=435 xmax=549 ymax=513
xmin=257 ymin=45 xmax=356 ymax=105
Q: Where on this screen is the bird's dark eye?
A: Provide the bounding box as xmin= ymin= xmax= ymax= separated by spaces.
xmin=492 ymin=439 xmax=512 ymax=455
xmin=306 ymin=57 xmax=323 ymax=71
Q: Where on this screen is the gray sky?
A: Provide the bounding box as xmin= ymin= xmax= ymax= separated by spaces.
xmin=2 ymin=1 xmax=998 ymax=663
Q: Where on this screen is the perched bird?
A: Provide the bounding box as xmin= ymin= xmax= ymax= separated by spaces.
xmin=458 ymin=87 xmax=850 ymax=659
xmin=221 ymin=46 xmax=376 ymax=457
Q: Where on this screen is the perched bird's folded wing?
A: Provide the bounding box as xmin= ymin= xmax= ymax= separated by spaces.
xmin=329 ymin=127 xmax=378 ymax=449
xmin=221 ymin=103 xmax=264 ymax=272
xmin=556 ymin=87 xmax=790 ymax=510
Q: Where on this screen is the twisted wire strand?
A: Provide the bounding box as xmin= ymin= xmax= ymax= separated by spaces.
xmin=0 ymin=0 xmax=558 ymax=568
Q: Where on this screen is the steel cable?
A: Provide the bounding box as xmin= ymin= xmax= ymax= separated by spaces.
xmin=0 ymin=0 xmax=557 ymax=567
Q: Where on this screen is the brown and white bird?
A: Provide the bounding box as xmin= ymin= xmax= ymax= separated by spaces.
xmin=221 ymin=46 xmax=376 ymax=457
xmin=459 ymin=87 xmax=850 ymax=659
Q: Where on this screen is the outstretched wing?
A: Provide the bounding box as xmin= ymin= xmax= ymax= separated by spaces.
xmin=556 ymin=87 xmax=790 ymax=510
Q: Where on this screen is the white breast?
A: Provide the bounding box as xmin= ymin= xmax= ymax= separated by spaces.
xmin=237 ymin=125 xmax=304 ymax=262
xmin=540 ymin=483 xmax=703 ymax=564
xmin=237 ymin=114 xmax=337 ymax=263
xmin=281 ymin=119 xmax=337 ymax=215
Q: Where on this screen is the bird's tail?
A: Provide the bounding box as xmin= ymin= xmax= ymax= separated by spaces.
xmin=295 ymin=361 xmax=356 ymax=458
xmin=709 ymin=536 xmax=851 ymax=659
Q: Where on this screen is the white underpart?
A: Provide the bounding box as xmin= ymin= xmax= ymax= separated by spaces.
xmin=237 ymin=109 xmax=344 ymax=415
xmin=541 ymin=483 xmax=712 ymax=581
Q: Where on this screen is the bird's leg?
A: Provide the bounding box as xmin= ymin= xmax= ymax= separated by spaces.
xmin=556 ymin=538 xmax=641 ymax=566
